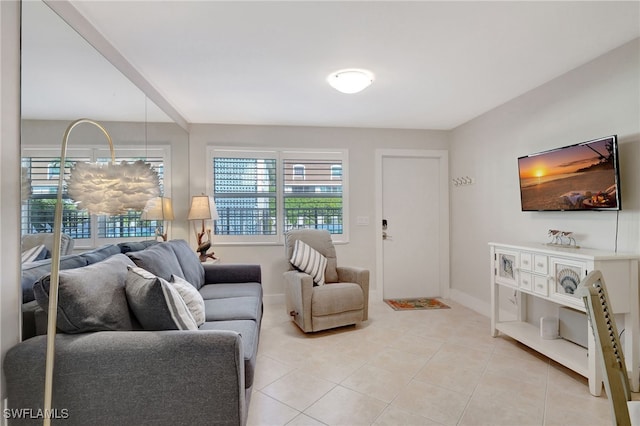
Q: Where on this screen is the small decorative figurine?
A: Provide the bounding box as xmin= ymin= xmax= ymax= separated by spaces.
xmin=547 ymin=229 xmax=578 ymax=248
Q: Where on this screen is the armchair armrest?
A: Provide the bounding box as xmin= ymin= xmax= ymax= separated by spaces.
xmin=4 ymin=330 xmax=246 ymax=426
xmin=204 ymin=263 xmax=261 ymax=284
xmin=337 ymin=266 xmax=370 ymax=320
xmin=283 ymin=270 xmax=314 ymax=332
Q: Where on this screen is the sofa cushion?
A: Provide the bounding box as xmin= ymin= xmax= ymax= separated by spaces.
xmin=198 ymin=319 xmax=259 ymax=388
xmin=290 ymin=239 xmax=328 ymax=285
xmin=117 ymin=240 xmax=160 ymax=254
xmin=199 ymin=282 xmax=263 ymax=301
xmin=33 ymin=254 xmax=135 ymax=333
xmin=203 ymin=296 xmax=262 ymax=322
xmin=311 ymin=282 xmax=364 ymax=317
xmin=125 ymin=266 xmax=198 ymax=331
xmin=166 ymin=239 xmax=205 ymax=289
xmin=170 ymin=275 xmax=205 ymax=326
xmin=126 ymin=243 xmax=183 ymax=282
xmin=78 ymin=244 xmax=121 ymax=265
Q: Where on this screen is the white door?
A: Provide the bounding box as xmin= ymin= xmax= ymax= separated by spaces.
xmin=376 ymin=150 xmax=449 ymax=300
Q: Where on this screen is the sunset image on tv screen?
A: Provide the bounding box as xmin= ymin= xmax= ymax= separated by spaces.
xmin=518 ymin=137 xmax=619 ymax=211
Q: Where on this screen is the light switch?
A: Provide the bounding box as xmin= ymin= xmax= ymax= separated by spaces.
xmin=356 ymin=216 xmax=369 ymax=226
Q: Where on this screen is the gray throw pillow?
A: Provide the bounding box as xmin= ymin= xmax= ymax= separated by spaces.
xmin=126 ymin=243 xmax=183 ymax=281
xmin=167 ymin=239 xmax=205 ymax=289
xmin=21 ymin=254 xmax=89 ymax=304
xmin=33 ymin=254 xmax=135 ymax=333
xmin=125 ymin=266 xmax=198 ymax=331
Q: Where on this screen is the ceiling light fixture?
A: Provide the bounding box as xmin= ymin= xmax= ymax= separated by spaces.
xmin=327 ymin=68 xmax=374 ymax=94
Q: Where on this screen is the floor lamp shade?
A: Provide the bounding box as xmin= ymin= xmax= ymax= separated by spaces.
xmin=43 ymin=119 xmax=160 ymax=426
xmin=68 ymin=160 xmax=160 ymax=215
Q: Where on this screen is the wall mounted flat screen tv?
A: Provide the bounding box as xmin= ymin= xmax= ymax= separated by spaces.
xmin=518 ymin=135 xmax=621 ymax=211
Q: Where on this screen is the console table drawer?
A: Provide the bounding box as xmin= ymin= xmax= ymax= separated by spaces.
xmin=534 ymin=255 xmax=548 ymax=274
xmin=520 ymin=253 xmax=533 ymax=271
xmin=533 ymin=275 xmax=549 ymax=296
xmin=519 ymin=272 xmax=533 ymax=292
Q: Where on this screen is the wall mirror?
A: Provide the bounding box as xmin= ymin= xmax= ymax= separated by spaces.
xmin=19 ymin=1 xmax=188 ymax=340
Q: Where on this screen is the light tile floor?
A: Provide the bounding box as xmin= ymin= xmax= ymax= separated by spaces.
xmin=248 ymin=298 xmax=613 ymax=426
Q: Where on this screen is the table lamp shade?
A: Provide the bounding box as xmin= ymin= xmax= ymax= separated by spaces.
xmin=141 ymin=197 xmax=175 ymax=221
xmin=187 ymin=195 xmax=219 ymax=221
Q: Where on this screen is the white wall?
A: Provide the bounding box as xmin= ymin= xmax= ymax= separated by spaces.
xmin=188 ymin=124 xmax=448 ymax=300
xmin=0 ymin=0 xmax=22 ymax=399
xmin=449 ymin=38 xmax=640 ymax=315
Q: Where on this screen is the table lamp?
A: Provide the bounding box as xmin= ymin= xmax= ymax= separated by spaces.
xmin=141 ymin=196 xmax=175 ymax=241
xmin=187 ymin=194 xmax=219 ymax=261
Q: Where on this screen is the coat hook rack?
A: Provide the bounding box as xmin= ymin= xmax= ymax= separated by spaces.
xmin=452 ymin=176 xmax=475 ymax=187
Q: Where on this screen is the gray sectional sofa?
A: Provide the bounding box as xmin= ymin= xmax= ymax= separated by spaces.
xmin=5 ymin=239 xmax=262 ymax=426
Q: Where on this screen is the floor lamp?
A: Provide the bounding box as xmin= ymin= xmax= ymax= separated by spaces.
xmin=43 ymin=119 xmax=159 ymax=426
xmin=141 ymin=196 xmax=175 ymax=241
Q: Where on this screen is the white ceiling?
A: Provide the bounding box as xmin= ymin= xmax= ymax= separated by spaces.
xmin=22 ymin=1 xmax=640 ymax=130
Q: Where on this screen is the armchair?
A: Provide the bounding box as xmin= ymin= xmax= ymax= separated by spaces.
xmin=22 ymin=232 xmax=74 ymax=256
xmin=284 ymin=229 xmax=369 ymax=332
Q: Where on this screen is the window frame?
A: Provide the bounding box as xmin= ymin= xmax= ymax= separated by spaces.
xmin=207 ymin=147 xmax=349 ymax=245
xmin=22 ymin=145 xmax=171 ymax=250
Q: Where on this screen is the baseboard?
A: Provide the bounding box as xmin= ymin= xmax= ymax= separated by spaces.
xmin=266 ymin=291 xmax=382 ymax=305
xmin=448 ymin=288 xmax=491 ymax=317
xmin=268 ymin=289 xmax=509 ymax=322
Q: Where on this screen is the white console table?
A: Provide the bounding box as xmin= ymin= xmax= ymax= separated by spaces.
xmin=489 ymin=242 xmax=639 ymax=396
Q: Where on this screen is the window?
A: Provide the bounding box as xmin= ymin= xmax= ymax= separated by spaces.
xmin=283 ymin=157 xmax=343 ymax=235
xmin=208 ymin=148 xmax=348 ymax=244
xmin=331 ymin=165 xmax=342 ymax=180
xmin=212 ymin=155 xmax=277 ymax=237
xmin=22 ymin=146 xmax=170 ymax=248
xmin=292 ymin=164 xmax=305 ymax=180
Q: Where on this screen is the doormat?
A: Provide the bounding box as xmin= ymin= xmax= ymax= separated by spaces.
xmin=384 ymin=298 xmax=451 ymax=311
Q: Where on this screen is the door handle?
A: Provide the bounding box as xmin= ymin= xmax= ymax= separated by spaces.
xmin=382 ymin=231 xmax=392 ymax=240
